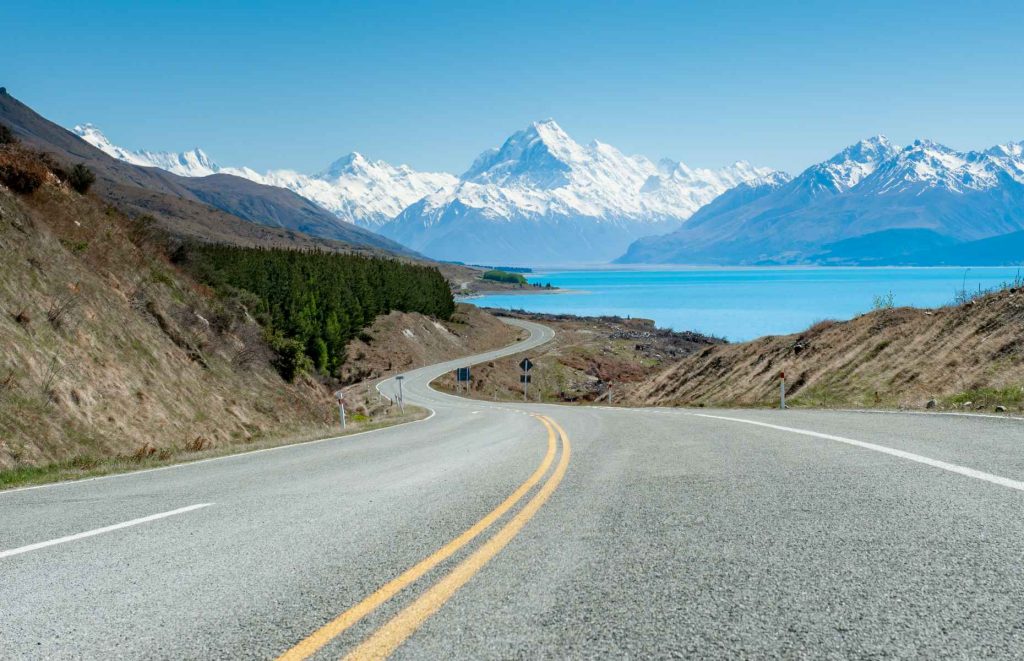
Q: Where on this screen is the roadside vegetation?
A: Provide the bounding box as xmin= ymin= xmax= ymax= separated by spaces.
xmin=0 ymin=136 xmax=477 ymax=489
xmin=179 ymin=244 xmax=455 ymax=380
xmin=482 ymin=269 xmax=529 ymax=285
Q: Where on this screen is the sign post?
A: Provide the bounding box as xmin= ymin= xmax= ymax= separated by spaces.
xmin=333 ymin=389 xmax=346 ymax=430
xmin=519 ymin=357 xmax=534 ymax=401
xmin=779 ymin=371 xmax=786 ymax=410
xmin=396 ymin=375 xmax=405 ymax=414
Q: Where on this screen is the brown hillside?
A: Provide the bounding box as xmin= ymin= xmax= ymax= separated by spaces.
xmin=627 ymin=291 xmax=1024 ymax=411
xmin=0 ymin=151 xmax=519 ymax=485
xmin=0 ymin=165 xmax=338 ymax=473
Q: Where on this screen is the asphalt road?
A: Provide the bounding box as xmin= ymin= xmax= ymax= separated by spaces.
xmin=3 ymin=319 xmax=1024 ymax=659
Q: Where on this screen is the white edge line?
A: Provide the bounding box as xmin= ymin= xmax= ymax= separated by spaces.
xmin=686 ymin=412 xmax=1024 ymax=493
xmin=1 ymin=410 xmax=437 ymax=497
xmin=0 ymin=503 xmax=212 ymax=559
xmin=830 ymin=407 xmax=1022 ymax=422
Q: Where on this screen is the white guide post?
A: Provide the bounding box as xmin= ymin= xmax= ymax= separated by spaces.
xmin=334 ymin=389 xmax=346 ymax=430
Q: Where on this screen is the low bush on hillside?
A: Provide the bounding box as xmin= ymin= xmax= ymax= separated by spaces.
xmin=0 ymin=145 xmax=49 ymax=194
xmin=67 ymin=164 xmax=96 ymax=194
xmin=0 ymin=123 xmax=15 ymax=145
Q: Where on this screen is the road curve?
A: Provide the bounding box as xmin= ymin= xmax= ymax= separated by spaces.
xmin=4 ymin=318 xmax=1024 ymax=658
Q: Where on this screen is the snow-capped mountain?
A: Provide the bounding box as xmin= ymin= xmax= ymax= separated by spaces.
xmin=73 ymin=124 xmax=220 ymax=177
xmin=223 ymin=154 xmax=455 ymax=227
xmin=619 ymin=135 xmax=1024 ymax=265
xmin=72 ymin=124 xmax=455 ymax=227
xmin=378 ymin=119 xmax=776 ymax=264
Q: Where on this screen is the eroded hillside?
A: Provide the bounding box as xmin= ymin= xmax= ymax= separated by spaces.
xmin=628 ymin=290 xmax=1024 ymax=411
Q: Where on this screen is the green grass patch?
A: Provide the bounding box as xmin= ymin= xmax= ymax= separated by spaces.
xmin=944 ymin=385 xmax=1024 ymax=410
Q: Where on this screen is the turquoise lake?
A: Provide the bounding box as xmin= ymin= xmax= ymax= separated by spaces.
xmin=468 ymin=267 xmax=1023 ymax=341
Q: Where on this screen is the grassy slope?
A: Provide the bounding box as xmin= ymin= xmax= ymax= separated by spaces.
xmin=0 ymin=178 xmax=343 ymax=478
xmin=628 ymin=290 xmax=1024 ymax=411
xmin=0 ymin=175 xmax=525 ymax=488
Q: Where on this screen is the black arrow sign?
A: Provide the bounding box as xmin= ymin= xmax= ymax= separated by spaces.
xmin=519 ymin=358 xmax=534 ymax=372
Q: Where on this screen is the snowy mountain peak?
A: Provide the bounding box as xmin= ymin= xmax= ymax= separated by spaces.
xmin=461 ymin=119 xmax=585 ymax=187
xmin=320 ymin=152 xmax=370 ymax=177
xmin=804 ymin=135 xmax=900 ymax=192
xmin=73 ymin=123 xmax=220 ymax=177
xmin=382 ymin=120 xmax=779 ymax=263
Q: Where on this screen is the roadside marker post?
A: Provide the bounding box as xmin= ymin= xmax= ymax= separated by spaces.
xmin=779 ymin=371 xmax=786 ymax=410
xmin=396 ymin=375 xmax=405 ymax=414
xmin=333 ymin=389 xmax=346 ymax=430
xmin=519 ymin=357 xmax=534 ymax=401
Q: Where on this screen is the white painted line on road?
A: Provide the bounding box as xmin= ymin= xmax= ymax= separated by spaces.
xmin=0 ymin=503 xmax=212 ymax=559
xmin=832 ymin=408 xmax=1023 ymax=422
xmin=1 ymin=410 xmax=440 ymax=497
xmin=689 ymin=413 xmax=1024 ymax=493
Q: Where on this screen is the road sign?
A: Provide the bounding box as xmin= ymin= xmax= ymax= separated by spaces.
xmin=520 ymin=374 xmax=532 ymax=383
xmin=333 ymin=389 xmax=345 ymax=403
xmin=519 ymin=358 xmax=534 ymax=372
xmin=456 ymin=367 xmax=471 ymax=382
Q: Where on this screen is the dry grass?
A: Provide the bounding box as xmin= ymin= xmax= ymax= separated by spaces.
xmin=432 ymin=311 xmax=721 ymax=404
xmin=0 ymin=174 xmax=341 ymax=475
xmin=628 ymin=290 xmax=1024 ymax=412
xmin=0 ymin=145 xmax=51 ymax=194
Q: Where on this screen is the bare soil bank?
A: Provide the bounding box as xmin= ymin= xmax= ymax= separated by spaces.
xmin=627 ymin=289 xmax=1024 ymax=412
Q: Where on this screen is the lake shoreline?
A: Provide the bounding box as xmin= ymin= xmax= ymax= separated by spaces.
xmin=466 ymin=266 xmax=1024 ymax=341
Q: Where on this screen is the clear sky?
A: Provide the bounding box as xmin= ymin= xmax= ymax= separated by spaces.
xmin=4 ymin=0 xmax=1023 ymax=176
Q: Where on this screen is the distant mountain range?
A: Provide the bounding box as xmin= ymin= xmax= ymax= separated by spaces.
xmin=73 ymin=124 xmax=455 ymax=228
xmin=619 ymin=136 xmax=1024 ymax=265
xmin=0 ymin=90 xmax=409 ymax=255
xmin=76 ymin=120 xmax=774 ymax=265
xmin=72 ymin=116 xmax=1024 ymax=267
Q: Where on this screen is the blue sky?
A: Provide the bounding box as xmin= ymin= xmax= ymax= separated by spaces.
xmin=4 ymin=0 xmax=1023 ymax=175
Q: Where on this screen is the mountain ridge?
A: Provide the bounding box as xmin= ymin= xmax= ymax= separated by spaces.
xmin=74 ymin=124 xmax=456 ymax=228
xmin=0 ymin=90 xmax=411 ymax=254
xmin=618 ymin=134 xmax=1024 ymax=265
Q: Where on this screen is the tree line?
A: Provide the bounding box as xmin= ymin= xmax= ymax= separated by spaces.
xmin=182 ymin=244 xmax=455 ymax=380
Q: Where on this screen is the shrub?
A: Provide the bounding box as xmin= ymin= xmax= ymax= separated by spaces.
xmin=266 ymin=331 xmax=312 ymax=382
xmin=68 ymin=163 xmax=96 ymax=194
xmin=871 ymin=291 xmax=895 ymax=310
xmin=0 ymin=123 xmax=16 ymax=145
xmin=0 ymin=147 xmax=48 ymax=194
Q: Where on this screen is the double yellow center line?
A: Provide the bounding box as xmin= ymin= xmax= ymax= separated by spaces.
xmin=277 ymin=414 xmax=571 ymax=661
